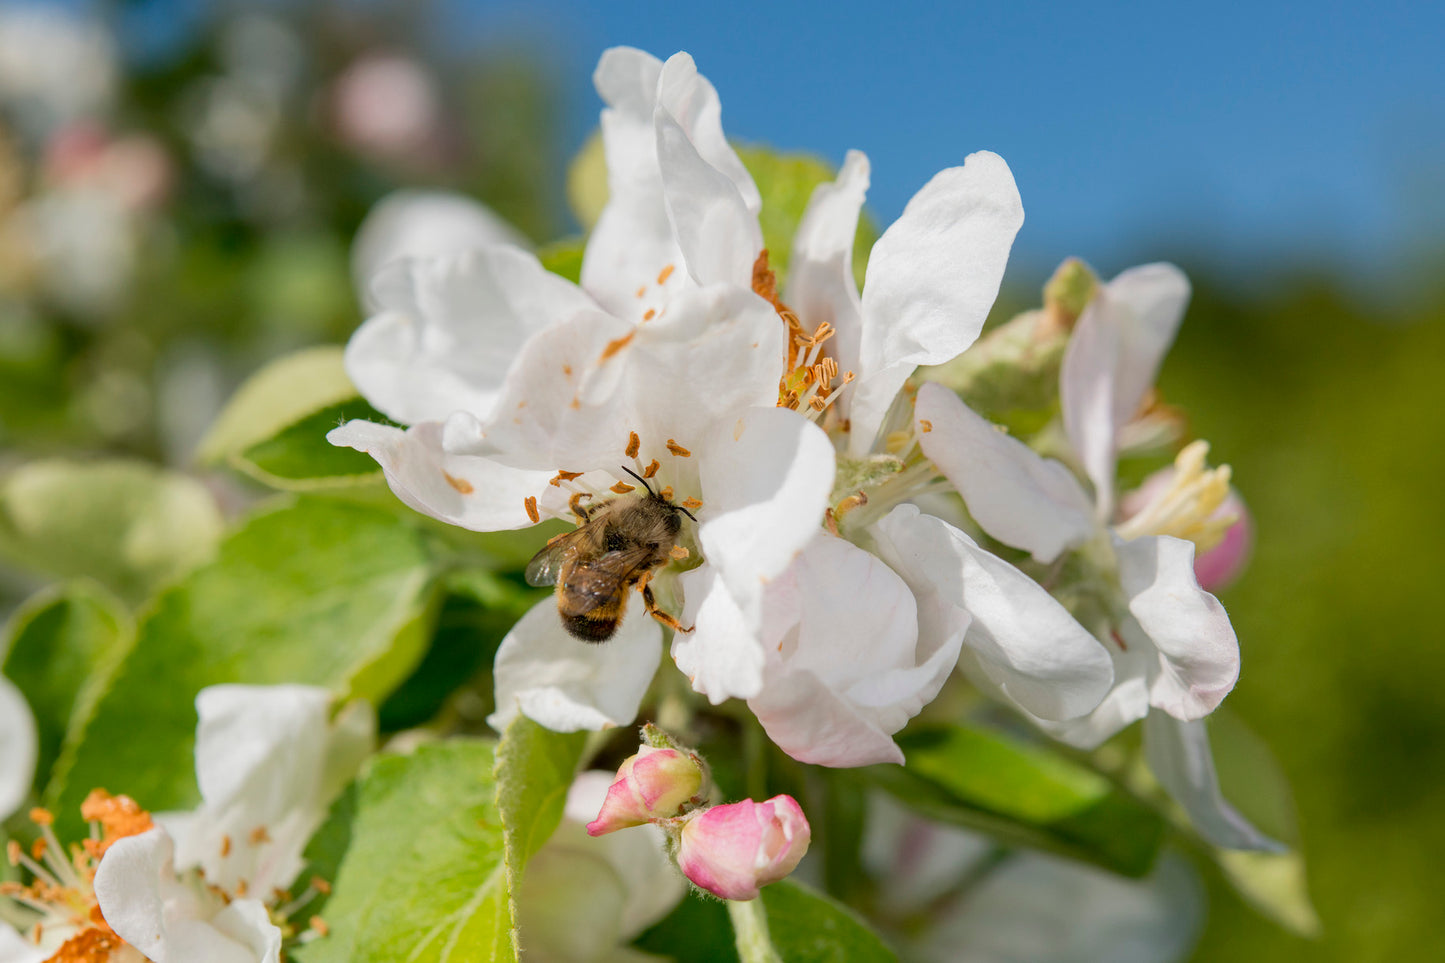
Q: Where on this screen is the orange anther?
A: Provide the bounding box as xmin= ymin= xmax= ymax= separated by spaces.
xmin=524 ymin=496 xmax=541 ymax=523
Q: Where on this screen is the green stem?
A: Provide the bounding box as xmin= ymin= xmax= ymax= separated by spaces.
xmin=728 ymin=897 xmax=783 ymax=963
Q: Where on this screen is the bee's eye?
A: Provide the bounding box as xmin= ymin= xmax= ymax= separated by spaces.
xmin=604 ymin=530 xmax=627 ymax=553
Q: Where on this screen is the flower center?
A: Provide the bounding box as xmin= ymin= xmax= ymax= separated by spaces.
xmin=1 ymin=794 xmax=153 ymax=962
xmin=1114 ymin=440 xmax=1235 ymax=551
xmin=750 ymin=250 xmax=853 ymax=421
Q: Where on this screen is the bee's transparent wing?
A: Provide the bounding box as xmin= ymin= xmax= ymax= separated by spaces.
xmin=525 ymin=533 xmax=581 ymax=587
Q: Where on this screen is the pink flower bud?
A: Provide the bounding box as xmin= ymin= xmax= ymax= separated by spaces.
xmin=1192 ymin=490 xmax=1253 ymax=592
xmin=585 ymin=746 xmax=703 ymax=837
xmin=676 ymin=795 xmax=811 ymax=901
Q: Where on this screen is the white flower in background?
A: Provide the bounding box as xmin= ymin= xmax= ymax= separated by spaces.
xmin=330 ymin=55 xmax=443 ymax=163
xmin=0 ymin=5 xmax=116 ymax=143
xmin=863 ymin=794 xmax=1203 ymax=963
xmin=517 ymin=771 xmax=685 ymax=963
xmin=349 ymin=189 xmax=531 ymax=311
xmin=914 ymin=266 xmax=1275 ymax=848
xmin=93 ymin=684 xmax=375 ymax=963
xmin=0 ymin=674 xmax=36 ymax=823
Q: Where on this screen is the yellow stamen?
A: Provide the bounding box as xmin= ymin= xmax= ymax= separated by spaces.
xmin=1115 ymin=440 xmax=1235 ymax=551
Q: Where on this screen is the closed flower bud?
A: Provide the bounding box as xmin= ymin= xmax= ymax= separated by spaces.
xmin=585 ymin=746 xmax=704 ymax=837
xmin=676 ymin=795 xmax=810 ymax=901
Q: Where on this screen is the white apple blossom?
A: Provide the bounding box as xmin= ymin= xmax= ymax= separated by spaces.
xmin=913 ymin=265 xmax=1276 ymax=848
xmin=0 ymin=674 xmax=36 ymax=823
xmin=331 ymin=48 xmax=831 ymax=741
xmin=92 ymin=684 xmax=375 ymax=963
xmin=671 ymin=144 xmax=1113 ymax=765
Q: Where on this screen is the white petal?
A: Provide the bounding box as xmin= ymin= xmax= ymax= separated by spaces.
xmin=748 ymin=534 xmax=961 ymax=768
xmin=93 ymin=828 xmax=258 ymax=963
xmin=0 ymin=923 xmax=46 ymax=963
xmin=1117 ymin=535 xmax=1240 ymax=720
xmin=327 ymin=419 xmax=555 ymax=532
xmin=784 ymin=149 xmax=869 ymax=413
xmin=177 ymin=684 xmax=371 ymax=896
xmin=851 ymin=152 xmax=1023 ymax=455
xmin=583 ymin=48 xmax=683 ymax=316
xmin=696 ymin=406 xmax=835 ymax=609
xmin=673 ymin=563 xmax=766 ymax=703
xmin=0 ymin=675 xmax=37 ymax=821
xmin=1144 ymin=713 xmax=1282 ymax=851
xmin=489 ymin=596 xmax=661 ymax=733
xmin=874 ymin=506 xmax=1113 ymax=722
xmin=1060 ymin=263 xmax=1190 ymax=515
xmin=207 ymin=900 xmax=284 ymax=963
xmin=655 ymin=106 xmax=761 ymax=289
xmin=477 ymin=284 xmax=784 ymax=481
xmin=655 ymin=53 xmax=760 ymax=214
xmin=562 ymin=772 xmax=686 ymax=939
xmin=918 ymin=848 xmax=1203 ymax=963
xmin=351 ymin=189 xmax=529 ymax=309
xmin=915 ymin=383 xmax=1095 ymax=562
xmin=347 ymin=247 xmax=597 ymax=426
xmin=1036 ymin=672 xmax=1151 ymax=750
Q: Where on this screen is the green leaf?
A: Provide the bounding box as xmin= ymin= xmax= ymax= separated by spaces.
xmin=760 ymin=881 xmax=898 ymax=963
xmin=565 ymin=130 xmax=607 ymax=231
xmin=538 ymin=237 xmax=586 ymax=285
xmin=198 ymin=346 xmax=357 ymax=465
xmin=231 ymin=397 xmax=392 ymax=490
xmin=1 ymin=583 xmax=132 ymax=793
xmin=292 ymin=740 xmax=514 ymax=963
xmin=494 ymin=716 xmax=586 ymax=949
xmin=1205 ymin=712 xmax=1320 ymax=936
xmin=735 ymin=146 xmax=876 ymax=289
xmin=46 ymin=498 xmax=441 ymax=833
xmin=869 ymin=724 xmax=1166 ymax=877
xmin=0 ymin=459 xmax=224 ymax=603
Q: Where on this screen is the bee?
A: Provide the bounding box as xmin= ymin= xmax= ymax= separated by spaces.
xmin=525 ymin=468 xmax=695 ymax=642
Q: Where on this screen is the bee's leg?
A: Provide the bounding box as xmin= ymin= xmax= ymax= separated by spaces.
xmin=569 ymin=491 xmax=594 ymax=523
xmin=641 ymin=579 xmax=693 ymax=633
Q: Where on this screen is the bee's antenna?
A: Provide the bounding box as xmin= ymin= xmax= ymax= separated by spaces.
xmin=620 ymin=465 xmax=655 ymax=496
xmin=675 ymin=504 xmax=697 ymax=523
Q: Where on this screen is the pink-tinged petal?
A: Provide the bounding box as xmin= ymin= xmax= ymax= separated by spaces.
xmin=489 ymin=596 xmax=661 ymax=733
xmin=1061 ymin=264 xmax=1190 ymax=515
xmin=915 ymin=383 xmax=1095 ymax=562
xmin=749 ymin=534 xmax=961 ymax=768
xmin=677 ymin=796 xmax=810 ymax=901
xmin=327 ymin=419 xmax=554 ymax=532
xmin=851 ymin=152 xmax=1023 ymax=455
xmin=697 ymin=407 xmax=835 ymax=609
xmin=785 ymin=149 xmax=869 ymax=413
xmin=655 ymin=106 xmax=761 ymax=289
xmin=350 ymin=189 xmax=529 ymax=308
xmin=1117 ymin=535 xmax=1240 ymax=720
xmin=585 ymin=747 xmax=703 ymax=836
xmin=1144 ymin=713 xmax=1282 ymax=851
xmin=348 ymin=247 xmax=597 ymax=426
xmin=1193 ymin=500 xmax=1252 ymax=592
xmin=674 ymin=563 xmax=766 ymax=704
xmin=0 ymin=675 xmax=36 ymax=821
xmin=874 ymin=506 xmax=1113 ymax=722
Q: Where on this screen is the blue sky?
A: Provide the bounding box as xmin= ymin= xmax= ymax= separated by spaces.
xmin=449 ymin=0 xmax=1445 ymax=282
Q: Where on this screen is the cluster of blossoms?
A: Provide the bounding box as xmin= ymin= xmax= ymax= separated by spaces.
xmin=331 ymin=41 xmax=1268 ymax=869
xmin=0 ymin=685 xmax=371 ymax=963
